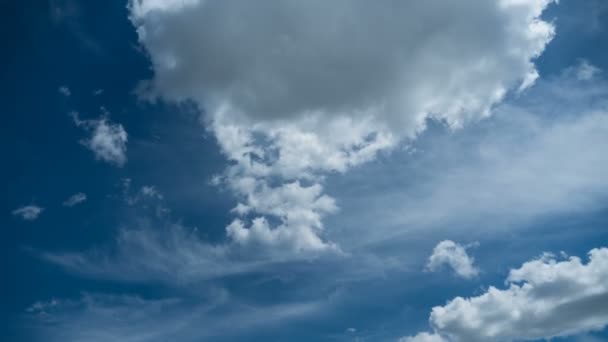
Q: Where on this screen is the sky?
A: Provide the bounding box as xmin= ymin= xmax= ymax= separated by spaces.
xmin=2 ymin=0 xmax=608 ymax=341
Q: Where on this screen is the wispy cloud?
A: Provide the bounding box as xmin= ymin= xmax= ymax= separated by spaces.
xmin=12 ymin=205 xmax=44 ymax=221
xmin=26 ymin=291 xmax=324 ymax=342
xmin=62 ymin=192 xmax=87 ymax=207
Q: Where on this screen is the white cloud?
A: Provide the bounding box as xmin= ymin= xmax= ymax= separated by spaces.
xmin=426 ymin=241 xmax=479 ymax=279
xmin=401 ymin=247 xmax=608 ymax=342
xmin=130 ymin=0 xmax=554 ymax=136
xmin=226 ymin=180 xmax=339 ymax=253
xmin=72 ymin=112 xmax=128 ymax=167
xmin=399 ymin=332 xmax=447 ymax=342
xmin=63 ymin=192 xmax=87 ymax=207
xmin=12 ymin=205 xmax=44 ymax=221
xmin=58 ymin=86 xmax=71 ymax=97
xmin=129 ymin=0 xmax=556 ymax=255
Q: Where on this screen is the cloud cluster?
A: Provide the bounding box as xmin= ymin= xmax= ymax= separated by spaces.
xmin=426 ymin=241 xmax=479 ymax=279
xmin=72 ymin=112 xmax=128 ymax=167
xmin=129 ymin=0 xmax=556 ymax=255
xmin=402 ymin=247 xmax=608 ymax=342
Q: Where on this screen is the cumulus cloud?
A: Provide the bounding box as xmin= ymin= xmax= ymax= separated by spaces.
xmin=129 ymin=0 xmax=556 ymax=255
xmin=130 ymin=0 xmax=554 ymax=135
xmin=226 ymin=181 xmax=339 ymax=253
xmin=12 ymin=205 xmax=44 ymax=221
xmin=63 ymin=192 xmax=87 ymax=207
xmin=401 ymin=247 xmax=608 ymax=341
xmin=71 ymin=112 xmax=128 ymax=167
xmin=426 ymin=241 xmax=479 ymax=279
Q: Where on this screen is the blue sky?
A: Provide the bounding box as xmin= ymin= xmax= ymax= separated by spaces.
xmin=3 ymin=1 xmax=608 ymax=341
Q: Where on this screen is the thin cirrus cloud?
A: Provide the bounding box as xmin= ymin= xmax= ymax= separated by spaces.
xmin=71 ymin=111 xmax=128 ymax=167
xmin=12 ymin=205 xmax=44 ymax=221
xmin=62 ymin=192 xmax=87 ymax=207
xmin=325 ymin=62 xmax=608 ymax=250
xmin=401 ymin=247 xmax=608 ymax=342
xmin=25 ymin=290 xmax=324 ymax=342
xmin=426 ymin=241 xmax=479 ymax=279
xmin=128 ymin=0 xmax=557 ymax=255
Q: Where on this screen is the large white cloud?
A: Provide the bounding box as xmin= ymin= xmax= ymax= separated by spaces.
xmin=130 ymin=0 xmax=554 ymax=135
xmin=129 ymin=0 xmax=556 ymax=253
xmin=402 ymin=247 xmax=608 ymax=341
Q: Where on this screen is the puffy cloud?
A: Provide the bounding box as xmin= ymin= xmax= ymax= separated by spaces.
xmin=401 ymin=247 xmax=608 ymax=341
xmin=226 ymin=181 xmax=338 ymax=253
xmin=426 ymin=241 xmax=479 ymax=279
xmin=72 ymin=112 xmax=128 ymax=167
xmin=129 ymin=0 xmax=555 ymax=254
xmin=62 ymin=192 xmax=87 ymax=207
xmin=12 ymin=205 xmax=44 ymax=221
xmin=130 ymin=0 xmax=554 ymax=136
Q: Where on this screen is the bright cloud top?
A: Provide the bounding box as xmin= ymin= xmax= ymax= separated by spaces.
xmin=426 ymin=240 xmax=479 ymax=279
xmin=129 ymin=0 xmax=556 ymax=254
xmin=12 ymin=205 xmax=44 ymax=221
xmin=403 ymin=247 xmax=608 ymax=342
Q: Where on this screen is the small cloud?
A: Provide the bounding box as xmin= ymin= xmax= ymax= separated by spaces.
xmin=58 ymin=86 xmax=71 ymax=97
xmin=426 ymin=240 xmax=479 ymax=279
xmin=63 ymin=192 xmax=87 ymax=207
xmin=12 ymin=205 xmax=44 ymax=221
xmin=93 ymin=89 xmax=104 ymax=96
xmin=140 ymin=185 xmax=163 ymax=200
xmin=71 ymin=112 xmax=128 ymax=167
xmin=564 ymin=59 xmax=602 ymax=81
xmin=575 ymin=59 xmax=601 ymax=81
